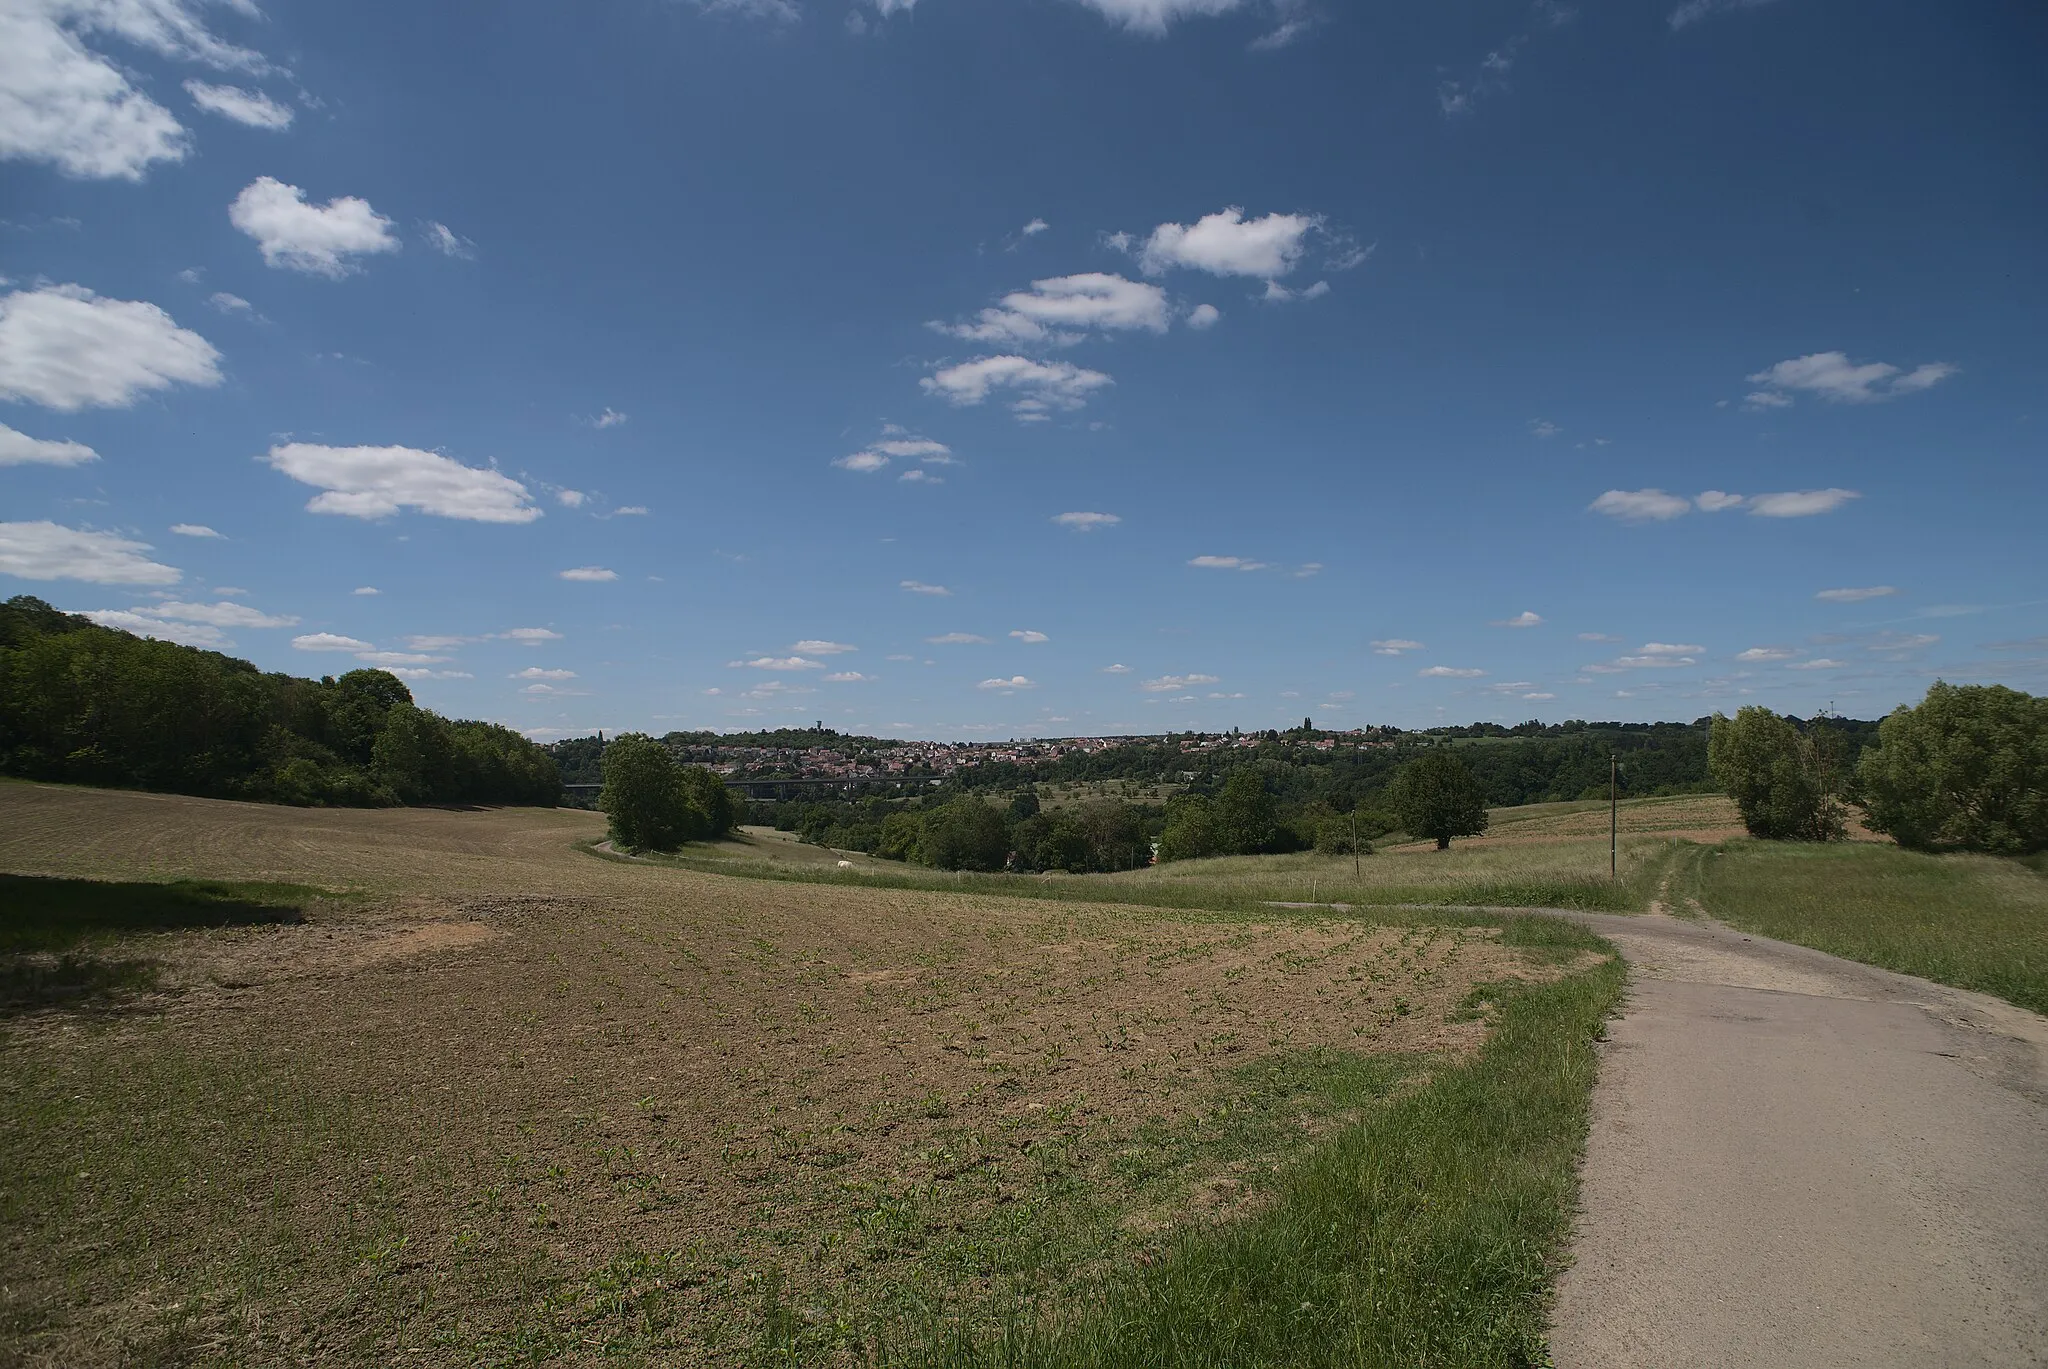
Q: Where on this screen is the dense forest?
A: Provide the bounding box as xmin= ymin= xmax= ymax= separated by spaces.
xmin=0 ymin=596 xmax=559 ymax=807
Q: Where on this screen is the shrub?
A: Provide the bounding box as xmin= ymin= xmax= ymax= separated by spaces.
xmin=1708 ymin=707 xmax=1846 ymax=841
xmin=1856 ymin=682 xmax=2048 ymax=854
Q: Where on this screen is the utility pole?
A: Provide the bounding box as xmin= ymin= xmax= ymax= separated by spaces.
xmin=1610 ymin=752 xmax=1618 ymax=880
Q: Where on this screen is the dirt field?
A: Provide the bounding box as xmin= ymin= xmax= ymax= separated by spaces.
xmin=0 ymin=782 xmax=1580 ymax=1365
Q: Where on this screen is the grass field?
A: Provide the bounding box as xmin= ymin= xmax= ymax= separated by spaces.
xmin=0 ymin=780 xmax=1621 ymax=1366
xmin=1676 ymin=840 xmax=2048 ymax=1016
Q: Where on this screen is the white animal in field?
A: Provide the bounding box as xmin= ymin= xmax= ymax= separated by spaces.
xmin=837 ymin=859 xmax=854 ymax=869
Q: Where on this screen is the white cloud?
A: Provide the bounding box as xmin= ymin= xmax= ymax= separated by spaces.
xmin=900 ymin=579 xmax=951 ymax=596
xmin=0 ymin=284 xmax=221 ymax=411
xmin=1577 ymin=632 xmax=1621 ymax=643
xmin=1053 ymin=511 xmax=1120 ymax=532
xmin=422 ymin=221 xmax=474 ymax=259
xmin=1261 ymin=279 xmax=1329 ymax=303
xmin=1736 ymin=646 xmax=1796 ymax=662
xmin=0 ymin=421 xmax=96 ymax=466
xmin=1745 ymin=351 xmax=1958 ymax=406
xmin=932 ymin=273 xmax=1170 ymax=346
xmin=1747 ymin=489 xmax=1860 ymax=518
xmin=229 ymin=177 xmax=399 ymax=277
xmin=1293 ymin=562 xmax=1323 ymax=578
xmin=1141 ymin=673 xmax=1218 ymax=692
xmin=978 ymin=675 xmax=1035 ymax=691
xmin=835 ymin=449 xmax=889 ymax=473
xmin=1371 ymin=639 xmax=1423 ymax=655
xmin=792 ymin=639 xmax=856 ymax=655
xmin=1102 ymin=663 xmax=1133 ymax=674
xmin=1493 ymin=611 xmax=1544 ymax=628
xmin=351 ymin=586 xmax=379 ymax=596
xmin=264 ymin=442 xmax=541 ymax=523
xmin=1589 ymin=489 xmax=1692 ymax=522
xmin=1788 ymin=658 xmax=1846 ymax=671
xmin=592 ymin=407 xmax=628 ymax=429
xmin=500 ymin=627 xmax=562 ymax=644
xmin=387 ymin=668 xmax=471 ymax=681
xmin=1186 ymin=302 xmax=1221 ymax=329
xmin=81 ymin=609 xmax=227 ymax=648
xmin=0 ymin=0 xmax=272 ymax=181
xmin=1020 ymin=217 xmax=1049 ymax=236
xmin=0 ymin=521 xmax=178 ymax=584
xmin=513 ymin=667 xmax=576 ymax=680
xmin=689 ymin=0 xmax=800 ymax=21
xmin=558 ymin=566 xmax=616 ymax=582
xmin=1188 ymin=555 xmax=1270 ymax=571
xmin=898 ymin=468 xmax=940 ymax=484
xmin=149 ymin=599 xmax=295 ymax=628
xmin=1669 ymin=0 xmax=1790 ymax=30
xmin=1638 ymin=642 xmax=1703 ymax=656
xmin=184 ymin=81 xmax=291 ymax=130
xmin=1010 ymin=629 xmax=1049 ymax=643
xmin=1815 ymin=585 xmax=1897 ymax=603
xmin=207 ymin=291 xmax=252 ymax=314
xmin=1136 ymin=207 xmax=1319 ymax=279
xmin=927 ymin=632 xmax=989 ymax=645
xmin=1061 ymin=0 xmax=1257 ymax=34
xmin=406 ymin=634 xmax=471 ymax=650
xmin=1741 ymin=390 xmax=1793 ymax=411
xmin=613 ymin=505 xmax=648 ymax=516
xmin=1611 ymin=653 xmax=1698 ymax=669
xmin=292 ymin=632 xmax=371 ymax=652
xmin=1522 ymin=692 xmax=1557 ymax=701
xmin=1530 ymin=420 xmax=1561 ymax=439
xmin=824 ymin=671 xmax=869 ymax=683
xmin=1418 ymin=666 xmax=1485 ymax=679
xmin=921 ymin=355 xmax=1112 ymax=416
xmin=730 ymin=655 xmax=825 ymax=670
xmin=169 ymin=522 xmax=220 ymax=537
xmin=1695 ymin=490 xmax=1745 ymax=512
xmin=555 ymin=489 xmax=586 ymax=509
xmin=355 ymin=650 xmax=446 ymax=667
xmin=875 ymin=437 xmax=954 ymax=463
xmin=1869 ymin=633 xmax=1939 ymax=653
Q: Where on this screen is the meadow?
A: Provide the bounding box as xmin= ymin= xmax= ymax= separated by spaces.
xmin=0 ymin=780 xmax=1618 ymax=1367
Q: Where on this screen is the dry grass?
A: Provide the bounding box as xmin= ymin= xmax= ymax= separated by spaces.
xmin=0 ymin=781 xmax=1591 ymax=1366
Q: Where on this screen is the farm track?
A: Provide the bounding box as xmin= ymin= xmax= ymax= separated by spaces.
xmin=1545 ymin=910 xmax=2048 ymax=1368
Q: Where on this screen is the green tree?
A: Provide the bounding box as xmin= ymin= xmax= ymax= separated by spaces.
xmin=1708 ymin=708 xmax=1845 ymax=841
xmin=1387 ymin=750 xmax=1490 ymax=850
xmin=1856 ymin=682 xmax=2048 ymax=854
xmin=876 ymin=810 xmax=925 ymax=862
xmin=1214 ymin=768 xmax=1280 ymax=855
xmin=678 ymin=764 xmax=742 ymax=839
xmin=917 ymin=796 xmax=1010 ymax=871
xmin=600 ymin=733 xmax=699 ymax=851
xmin=1156 ymin=793 xmax=1221 ymax=862
xmin=371 ymin=703 xmax=454 ymax=803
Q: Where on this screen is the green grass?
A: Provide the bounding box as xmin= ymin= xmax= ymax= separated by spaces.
xmin=1681 ymin=841 xmax=2048 ymax=1015
xmin=885 ymin=916 xmax=1624 ymax=1368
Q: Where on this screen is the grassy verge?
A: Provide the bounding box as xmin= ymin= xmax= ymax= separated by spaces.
xmin=588 ymin=841 xmax=1646 ymax=916
xmin=886 ymin=916 xmax=1624 ymax=1367
xmin=1683 ymin=840 xmax=2048 ymax=1015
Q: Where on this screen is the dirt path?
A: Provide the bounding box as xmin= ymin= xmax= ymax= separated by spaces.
xmin=1547 ymin=911 xmax=2048 ymax=1368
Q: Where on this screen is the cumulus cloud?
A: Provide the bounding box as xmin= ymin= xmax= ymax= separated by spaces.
xmin=931 ymin=273 xmax=1170 ymax=346
xmin=355 ymin=650 xmax=446 ymax=667
xmin=1141 ymin=673 xmax=1219 ymax=692
xmin=977 ymin=675 xmax=1035 ymax=691
xmin=229 ymin=177 xmax=399 ymax=277
xmin=901 ymin=579 xmax=951 ymax=596
xmin=1588 ymin=489 xmax=1692 ymax=522
xmin=500 ymin=627 xmax=562 ymax=644
xmin=558 ymin=566 xmax=616 ymax=582
xmin=1638 ymin=642 xmax=1703 ymax=656
xmin=1418 ymin=666 xmax=1485 ymax=678
xmin=1815 ymin=585 xmax=1897 ymax=603
xmin=81 ymin=609 xmax=227 ymax=648
xmin=0 ymin=0 xmax=271 ymax=180
xmin=1669 ymin=0 xmax=1791 ymax=30
xmin=1694 ymin=490 xmax=1745 ymax=513
xmin=922 ymin=355 xmax=1112 ymax=417
xmin=592 ymin=407 xmax=628 ymax=429
xmin=1493 ymin=611 xmax=1544 ymax=628
xmin=839 ymin=433 xmax=956 ymax=473
xmin=291 ymin=632 xmax=371 ymax=652
xmin=1010 ymin=629 xmax=1049 ymax=643
xmin=824 ymin=671 xmax=869 ymax=683
xmin=1020 ymin=217 xmax=1049 ymax=236
xmin=0 ymin=421 xmax=96 ymax=466
xmin=730 ymin=655 xmax=825 ymax=670
xmin=792 ymin=640 xmax=856 ymax=655
xmin=555 ymin=490 xmax=587 ymax=509
xmin=0 ymin=521 xmax=179 ymax=584
xmin=1102 ymin=663 xmax=1133 ymax=674
xmin=1370 ymin=639 xmax=1423 ymax=655
xmin=1053 ymin=511 xmax=1120 ymax=532
xmin=1530 ymin=419 xmax=1561 ymax=439
xmin=513 ymin=667 xmax=576 ymax=680
xmin=1063 ymin=0 xmax=1255 ymax=34
xmin=927 ymin=632 xmax=989 ymax=645
xmin=184 ymin=81 xmax=292 ymax=130
xmin=1186 ymin=303 xmax=1221 ymax=329
xmin=0 ymin=284 xmax=221 ymax=411
xmin=1188 ymin=555 xmax=1269 ymax=571
xmin=207 ymin=291 xmax=252 ymax=315
xmin=1747 ymin=489 xmax=1860 ymax=518
xmin=1135 ymin=207 xmax=1320 ymax=279
xmin=422 ymin=221 xmax=474 ymax=259
xmin=1745 ymin=351 xmax=1958 ymax=406
xmin=351 ymin=586 xmax=379 ymax=596
xmin=264 ymin=442 xmax=541 ymax=523
xmin=146 ymin=599 xmax=295 ymax=628
xmin=1788 ymin=658 xmax=1846 ymax=671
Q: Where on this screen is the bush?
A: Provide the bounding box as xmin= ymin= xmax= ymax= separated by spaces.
xmin=1856 ymin=682 xmax=2048 ymax=854
xmin=1708 ymin=707 xmax=1846 ymax=842
xmin=1387 ymin=750 xmax=1489 ymax=850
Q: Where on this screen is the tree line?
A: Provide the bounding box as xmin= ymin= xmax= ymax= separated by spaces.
xmin=0 ymin=595 xmax=559 ymax=808
xmin=1710 ymin=683 xmax=2047 ymax=855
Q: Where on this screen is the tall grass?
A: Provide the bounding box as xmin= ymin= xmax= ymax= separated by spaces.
xmin=1684 ymin=841 xmax=2048 ymax=1015
xmin=886 ymin=917 xmax=1624 ymax=1368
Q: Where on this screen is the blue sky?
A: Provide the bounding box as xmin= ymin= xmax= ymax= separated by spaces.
xmin=2 ymin=0 xmax=2043 ymax=739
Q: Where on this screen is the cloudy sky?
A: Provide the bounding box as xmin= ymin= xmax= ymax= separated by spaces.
xmin=2 ymin=0 xmax=2042 ymax=738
